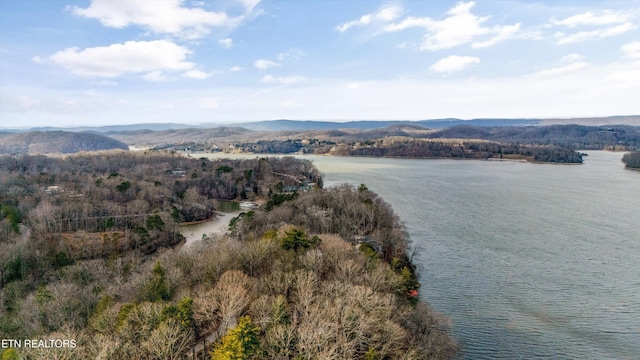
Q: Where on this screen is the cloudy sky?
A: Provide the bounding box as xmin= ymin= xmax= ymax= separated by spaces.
xmin=1 ymin=0 xmax=639 ymax=128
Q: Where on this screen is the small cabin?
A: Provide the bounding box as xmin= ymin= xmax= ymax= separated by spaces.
xmin=172 ymin=169 xmax=187 ymax=177
xmin=240 ymin=201 xmax=260 ymax=209
xmin=45 ymin=186 xmax=64 ymax=195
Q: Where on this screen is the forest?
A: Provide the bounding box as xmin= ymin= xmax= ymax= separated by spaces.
xmin=333 ymin=139 xmax=584 ymax=163
xmin=423 ymin=124 xmax=640 ymax=150
xmin=107 ymin=123 xmax=640 ymax=157
xmin=622 ymin=151 xmax=640 ymax=169
xmin=0 ymin=151 xmax=456 ymax=359
xmin=0 ymin=131 xmax=128 ymax=154
xmin=226 ymin=137 xmax=584 ymax=163
xmin=123 ymin=124 xmax=640 ymax=164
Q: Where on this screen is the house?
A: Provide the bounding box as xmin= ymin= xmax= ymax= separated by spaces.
xmin=45 ymin=186 xmax=64 ymax=195
xmin=240 ymin=201 xmax=260 ymax=209
xmin=172 ymin=169 xmax=186 ymax=177
xmin=300 ymin=181 xmax=313 ymax=192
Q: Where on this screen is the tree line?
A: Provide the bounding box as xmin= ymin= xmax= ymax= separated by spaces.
xmin=0 ymin=131 xmax=129 ymax=154
xmin=622 ymin=151 xmax=640 ymax=169
xmin=118 ymin=124 xmax=639 ymax=162
xmin=1 ymin=152 xmax=321 ymax=283
xmin=424 ymin=124 xmax=640 ymax=150
xmin=334 ymin=139 xmax=584 ymax=163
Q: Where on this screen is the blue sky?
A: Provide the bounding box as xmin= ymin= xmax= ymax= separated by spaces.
xmin=1 ymin=0 xmax=639 ymax=128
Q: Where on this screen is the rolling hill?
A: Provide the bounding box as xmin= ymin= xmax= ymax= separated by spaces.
xmin=7 ymin=115 xmax=637 ymax=134
xmin=0 ymin=131 xmax=129 ymax=154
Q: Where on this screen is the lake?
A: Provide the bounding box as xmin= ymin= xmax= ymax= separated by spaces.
xmin=180 ymin=200 xmax=241 ymax=246
xmin=201 ymin=151 xmax=639 ymax=359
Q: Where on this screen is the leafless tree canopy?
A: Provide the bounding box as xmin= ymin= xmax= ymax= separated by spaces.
xmin=1 ymin=152 xmax=456 ymax=359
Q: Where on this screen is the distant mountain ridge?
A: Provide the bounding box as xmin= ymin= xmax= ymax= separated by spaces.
xmin=235 ymin=118 xmax=542 ymax=131
xmin=0 ymin=131 xmax=129 ymax=154
xmin=225 ymin=116 xmax=639 ymax=130
xmin=425 ymin=124 xmax=640 ymax=150
xmin=3 ymin=115 xmax=637 ymax=133
xmin=107 ymin=126 xmax=252 ymax=146
xmin=28 ymin=122 xmax=195 ymax=133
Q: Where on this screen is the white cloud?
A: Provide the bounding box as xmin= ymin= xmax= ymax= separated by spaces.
xmin=46 ymin=40 xmax=194 ymax=77
xmin=218 ymin=38 xmax=233 ymax=48
xmin=556 ymin=22 xmax=635 ymax=44
xmin=142 ymin=71 xmax=169 ymax=82
xmin=254 ymin=59 xmax=281 ymax=69
xmin=70 ymin=0 xmax=255 ymax=39
xmin=337 ymin=14 xmax=373 ymax=32
xmin=237 ymin=0 xmax=261 ymax=12
xmin=561 ymin=53 xmax=584 ymax=63
xmin=230 ymin=66 xmax=244 ymax=72
xmin=376 ymin=6 xmax=403 ymax=22
xmin=198 ymin=97 xmax=220 ymax=109
xmin=1 ymin=95 xmax=41 ymax=112
xmin=395 ymin=41 xmax=416 ymax=49
xmin=382 ymin=1 xmax=520 ymax=50
xmin=602 ymin=60 xmax=640 ymax=89
xmin=261 ymin=75 xmax=305 ymax=84
xmin=277 ymin=48 xmax=305 ymax=61
xmin=430 ymin=55 xmax=480 ymax=73
xmin=552 ymin=10 xmax=632 ymax=28
xmin=0 ymin=47 xmax=18 ymax=55
xmin=336 ymin=5 xmax=403 ymax=32
xmin=280 ymin=101 xmax=302 ymax=108
xmin=472 ymin=23 xmax=521 ymax=49
xmin=4 ymin=60 xmax=639 ymax=128
xmin=204 ymin=68 xmax=637 ymax=120
xmin=550 ymin=8 xmax=638 ymax=45
xmin=383 ymin=16 xmax=431 ymax=32
xmin=183 ymin=69 xmax=211 ymax=79
xmin=92 ymin=79 xmax=118 ymax=86
xmin=621 ymin=41 xmax=640 ymax=59
xmin=531 ymin=62 xmax=588 ymax=77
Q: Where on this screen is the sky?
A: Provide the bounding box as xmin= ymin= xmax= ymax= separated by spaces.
xmin=1 ymin=0 xmax=639 ymax=128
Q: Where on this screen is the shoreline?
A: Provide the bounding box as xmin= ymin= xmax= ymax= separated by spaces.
xmin=179 ymin=212 xmax=222 ymax=226
xmin=180 ymin=210 xmax=242 ymax=247
xmin=194 ymin=151 xmax=583 ymax=165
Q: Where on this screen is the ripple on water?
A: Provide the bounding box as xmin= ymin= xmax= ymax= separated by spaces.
xmin=308 ymin=152 xmax=640 ymax=360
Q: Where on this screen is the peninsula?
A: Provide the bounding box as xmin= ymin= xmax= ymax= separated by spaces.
xmin=0 ymin=151 xmax=456 ymax=359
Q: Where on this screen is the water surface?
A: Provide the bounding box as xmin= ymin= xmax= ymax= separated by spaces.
xmin=305 ymin=152 xmax=640 ymax=360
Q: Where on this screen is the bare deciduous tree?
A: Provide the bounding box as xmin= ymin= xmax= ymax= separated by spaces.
xmin=143 ymin=319 xmax=194 ymax=360
xmin=212 ymin=270 xmax=256 ymax=331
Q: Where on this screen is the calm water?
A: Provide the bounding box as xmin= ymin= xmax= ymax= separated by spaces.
xmin=305 ymin=152 xmax=640 ymax=360
xmin=201 ymin=151 xmax=639 ymax=359
xmin=180 ymin=201 xmax=241 ymax=246
xmin=180 ymin=210 xmax=241 ymax=246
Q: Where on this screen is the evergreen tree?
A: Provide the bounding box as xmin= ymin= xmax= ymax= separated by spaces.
xmin=142 ymin=261 xmax=171 ymax=302
xmin=210 ymin=316 xmax=261 ymax=360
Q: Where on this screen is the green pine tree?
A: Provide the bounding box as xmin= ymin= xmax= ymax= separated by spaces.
xmin=210 ymin=316 xmax=261 ymax=360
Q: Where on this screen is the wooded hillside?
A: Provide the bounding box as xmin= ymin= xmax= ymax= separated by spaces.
xmin=0 ymin=152 xmax=455 ymax=359
xmin=425 ymin=124 xmax=640 ymax=150
xmin=622 ymin=151 xmax=640 ymax=169
xmin=0 ymin=131 xmax=129 ymax=154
